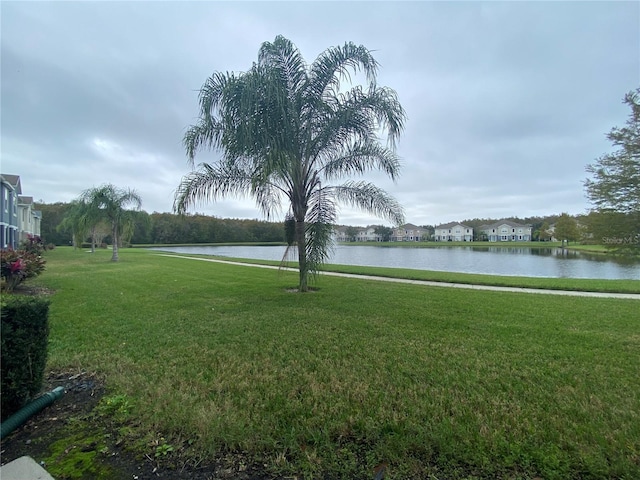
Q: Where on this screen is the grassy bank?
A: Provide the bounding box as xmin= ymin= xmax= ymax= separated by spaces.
xmin=340 ymin=240 xmax=564 ymax=248
xmin=30 ymin=248 xmax=640 ymax=478
xmin=170 ymin=254 xmax=640 ymax=294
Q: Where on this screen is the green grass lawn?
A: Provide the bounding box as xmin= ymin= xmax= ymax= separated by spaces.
xmin=29 ymin=247 xmax=640 ymax=479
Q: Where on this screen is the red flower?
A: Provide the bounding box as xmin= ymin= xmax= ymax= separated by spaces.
xmin=9 ymin=259 xmax=25 ymax=273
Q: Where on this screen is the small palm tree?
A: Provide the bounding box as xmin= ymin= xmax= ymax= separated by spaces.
xmin=57 ymin=200 xmax=94 ymax=250
xmin=175 ymin=36 xmax=406 ymax=291
xmin=81 ymin=184 xmax=142 ymax=261
xmin=58 ymin=200 xmax=110 ymax=252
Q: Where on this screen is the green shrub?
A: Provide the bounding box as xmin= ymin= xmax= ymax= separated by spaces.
xmin=1 ymin=295 xmax=51 ymax=420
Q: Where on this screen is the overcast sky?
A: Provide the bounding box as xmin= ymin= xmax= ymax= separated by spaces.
xmin=2 ymin=1 xmax=638 ymax=226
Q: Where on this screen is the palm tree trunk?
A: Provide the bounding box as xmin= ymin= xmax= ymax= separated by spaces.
xmin=295 ymin=219 xmax=307 ymax=291
xmin=111 ymin=224 xmax=119 ymax=262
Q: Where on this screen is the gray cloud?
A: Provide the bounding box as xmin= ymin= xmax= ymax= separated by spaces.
xmin=2 ymin=1 xmax=638 ymax=227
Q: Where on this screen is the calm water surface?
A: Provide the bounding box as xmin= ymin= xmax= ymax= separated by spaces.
xmin=151 ymin=245 xmax=640 ymax=280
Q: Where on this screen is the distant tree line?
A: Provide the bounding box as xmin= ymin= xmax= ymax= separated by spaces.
xmin=34 ymin=202 xmax=636 ymax=249
xmin=34 ymin=202 xmax=285 ymax=246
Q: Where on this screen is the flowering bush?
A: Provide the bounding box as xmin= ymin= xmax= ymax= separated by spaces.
xmin=0 ymin=249 xmax=47 ymax=293
xmin=20 ymin=234 xmax=47 ymax=255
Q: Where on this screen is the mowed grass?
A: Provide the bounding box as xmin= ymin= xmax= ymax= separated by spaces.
xmin=34 ymin=248 xmax=640 ymax=479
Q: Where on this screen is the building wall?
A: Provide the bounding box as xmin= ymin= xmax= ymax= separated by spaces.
xmin=434 ymin=224 xmax=473 ymax=241
xmin=0 ymin=180 xmax=19 ymax=249
xmin=483 ymin=224 xmax=532 ymax=242
xmin=393 ymin=225 xmax=425 ymax=241
xmin=356 ymin=228 xmax=381 ymax=242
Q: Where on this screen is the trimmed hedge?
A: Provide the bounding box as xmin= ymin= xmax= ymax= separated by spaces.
xmin=1 ymin=295 xmax=50 ymax=420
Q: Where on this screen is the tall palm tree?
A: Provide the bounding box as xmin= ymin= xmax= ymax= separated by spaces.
xmin=81 ymin=184 xmax=142 ymax=262
xmin=175 ymin=36 xmax=406 ymax=291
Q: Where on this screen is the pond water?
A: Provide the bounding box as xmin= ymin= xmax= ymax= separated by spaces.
xmin=150 ymin=244 xmax=640 ymax=280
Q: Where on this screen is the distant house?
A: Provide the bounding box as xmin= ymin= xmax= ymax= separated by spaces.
xmin=392 ymin=223 xmax=426 ymax=242
xmin=356 ymin=226 xmax=381 ymax=242
xmin=1 ymin=174 xmax=21 ymax=249
xmin=334 ymin=223 xmax=426 ymax=242
xmin=480 ymin=220 xmax=532 ymax=242
xmin=1 ymin=174 xmax=42 ymax=249
xmin=434 ymin=222 xmax=473 ymax=242
xmin=546 ymin=224 xmax=559 ymax=242
xmin=333 ymin=226 xmax=350 ymax=242
xmin=18 ymin=196 xmax=41 ymax=242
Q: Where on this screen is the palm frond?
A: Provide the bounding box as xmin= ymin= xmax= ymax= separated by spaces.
xmin=183 ymin=118 xmax=224 ymax=165
xmin=198 ymin=71 xmax=236 ymax=118
xmin=183 ymin=72 xmax=238 ymax=164
xmin=173 ymin=163 xmax=253 ymax=214
xmin=366 ymin=86 xmax=406 ymax=148
xmin=320 ymin=139 xmax=402 ymax=181
xmin=305 ymin=221 xmax=335 ymax=279
xmin=259 ymin=35 xmax=308 ymax=97
xmin=251 ymin=178 xmax=284 ymax=220
xmin=307 ymin=42 xmax=379 ymax=103
xmin=332 ymin=181 xmax=405 ymax=226
xmin=305 ymin=85 xmax=406 ymax=164
xmin=304 ymin=185 xmax=337 ymax=278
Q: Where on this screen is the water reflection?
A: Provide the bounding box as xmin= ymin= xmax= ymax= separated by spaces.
xmin=150 ymin=245 xmax=640 ymax=280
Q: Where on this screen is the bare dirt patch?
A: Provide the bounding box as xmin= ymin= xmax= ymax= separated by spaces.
xmin=1 ymin=371 xmax=273 ymax=479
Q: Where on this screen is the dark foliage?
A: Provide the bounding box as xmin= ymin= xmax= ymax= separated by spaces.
xmin=1 ymin=296 xmax=51 ymax=419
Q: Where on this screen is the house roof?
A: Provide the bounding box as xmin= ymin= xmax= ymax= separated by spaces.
xmin=18 ymin=196 xmax=34 ymax=205
xmin=397 ymin=223 xmax=424 ymax=230
xmin=435 ymin=221 xmax=472 ymax=229
xmin=1 ymin=174 xmax=22 ymax=194
xmin=479 ymin=220 xmax=532 ymax=231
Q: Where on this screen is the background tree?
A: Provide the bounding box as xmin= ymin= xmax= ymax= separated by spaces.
xmin=129 ymin=211 xmax=153 ymax=245
xmin=34 ymin=202 xmax=74 ymax=245
xmin=57 ymin=199 xmax=107 ymax=252
xmin=420 ymin=225 xmax=435 ymax=241
xmin=554 ymin=213 xmax=579 ymax=246
xmin=345 ymin=226 xmax=360 ymax=242
xmin=57 ymin=201 xmax=90 ymax=250
xmin=585 ymin=88 xmax=640 ymax=252
xmin=374 ymin=225 xmax=393 ymax=242
xmin=583 ymin=210 xmax=636 ymax=248
xmin=175 ymin=36 xmax=405 ymax=291
xmin=536 ymin=221 xmax=552 ymax=242
xmin=81 ymin=185 xmax=142 ymax=261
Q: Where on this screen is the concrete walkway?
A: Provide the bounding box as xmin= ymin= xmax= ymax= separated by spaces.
xmin=0 ymin=456 xmax=55 ymax=480
xmin=157 ymin=254 xmax=640 ymax=300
